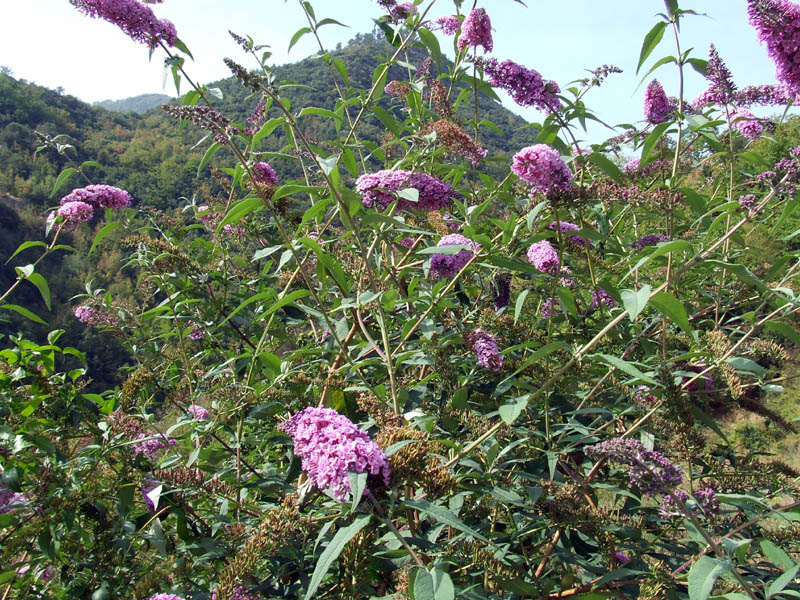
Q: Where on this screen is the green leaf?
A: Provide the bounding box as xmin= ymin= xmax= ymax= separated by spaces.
xmin=0 ymin=303 xmax=47 ymax=325
xmin=217 ymin=196 xmax=263 ymax=234
xmin=587 ymin=153 xmax=622 ymax=183
xmin=626 ymin=240 xmax=692 ymax=280
xmin=499 ymin=342 xmax=568 ymax=386
xmin=514 ymin=289 xmax=530 ymax=324
xmin=768 ymin=564 xmax=799 ymax=599
xmin=25 ymin=273 xmax=51 ymax=311
xmin=499 ymin=395 xmax=529 ymax=425
xmin=688 ymin=556 xmax=732 ymax=600
xmin=260 ymin=289 xmax=312 ymax=319
xmin=418 ymin=28 xmax=443 ymax=70
xmin=89 ymin=221 xmax=122 ymax=256
xmin=622 ymin=284 xmax=651 ymax=321
xmin=413 ymin=569 xmax=435 ymax=600
xmin=641 ymin=121 xmax=674 ymax=164
xmin=432 ymin=569 xmax=456 ymax=600
xmin=403 ymin=499 xmax=489 ymax=543
xmin=595 ymin=354 xmax=657 ymax=386
xmin=317 ymin=154 xmax=339 ymax=176
xmin=289 ymin=26 xmax=311 ymax=52
xmin=5 ymin=241 xmax=47 ymax=265
xmin=304 ymin=514 xmax=371 ymax=600
xmin=650 ymin=291 xmax=691 ymax=335
xmin=760 ymin=539 xmax=794 ymax=570
xmin=197 ymin=142 xmax=222 ymax=175
xmin=764 ymin=321 xmax=800 ymax=347
xmin=557 ymin=287 xmax=579 ymax=318
xmin=417 ymin=244 xmax=472 ymax=255
xmin=348 ymin=471 xmax=367 ymax=512
xmin=51 ymin=167 xmax=77 ymax=197
xmin=637 ymin=22 xmax=668 ymax=74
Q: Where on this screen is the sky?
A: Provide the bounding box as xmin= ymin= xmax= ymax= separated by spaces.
xmin=0 ymin=1 xmax=791 ymax=143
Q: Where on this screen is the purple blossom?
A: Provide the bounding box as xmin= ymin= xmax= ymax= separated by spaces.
xmin=70 ymin=0 xmax=177 ymax=48
xmin=389 ymin=1 xmax=416 ymax=21
xmin=469 ymin=329 xmax=503 ymax=372
xmin=279 ymin=407 xmax=391 ymax=502
xmin=355 ymin=169 xmax=460 ymax=211
xmin=527 ymin=240 xmax=559 ymax=275
xmin=623 ymin=158 xmax=641 ymax=174
xmin=748 ymin=0 xmax=800 ymax=96
xmin=398 ymin=236 xmax=415 ymax=249
xmin=591 ymin=287 xmax=616 ymax=309
xmin=0 ymin=485 xmax=28 ymax=515
xmin=457 ymin=8 xmax=492 ymax=53
xmin=55 ymin=201 xmax=94 ymax=230
xmin=146 ymin=595 xmax=186 ymax=600
xmin=429 ymin=233 xmax=480 ymax=279
xmin=492 ymin=273 xmax=511 ymax=311
xmin=585 ymin=438 xmax=683 ymax=497
xmin=187 ymin=404 xmax=210 ymax=421
xmin=692 ymin=87 xmax=720 ymax=108
xmin=693 ymin=487 xmax=720 ymax=514
xmin=196 ymin=205 xmax=214 ymax=224
xmin=705 ymin=44 xmax=737 ymax=104
xmin=511 ymin=145 xmax=573 ymax=196
xmin=433 ymin=15 xmax=461 ymax=35
xmin=211 ymin=586 xmax=259 ymax=600
xmin=74 ymin=305 xmax=120 ymax=327
xmin=739 ymin=193 xmax=758 ymax=211
xmin=540 ymin=298 xmax=555 ymax=317
xmin=659 ymin=489 xmax=690 ymax=519
xmin=186 ymin=321 xmax=204 ymax=341
xmin=548 ymin=220 xmax=590 ymax=246
xmin=253 ymin=161 xmax=278 ymax=186
xmin=142 ymin=480 xmax=159 ymax=514
xmin=736 ymin=83 xmax=795 ymax=106
xmin=133 ymin=432 xmax=178 ymax=461
xmin=61 ymin=184 xmax=132 ymax=210
xmin=644 ymin=80 xmax=672 ymax=124
xmin=731 ymin=108 xmax=764 ymax=139
xmin=480 ymin=58 xmax=561 ymax=113
xmin=614 ymin=551 xmax=630 ymax=564
xmin=631 ymin=233 xmax=669 ymax=251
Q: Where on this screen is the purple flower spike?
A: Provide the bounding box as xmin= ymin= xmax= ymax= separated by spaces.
xmin=512 ymin=145 xmax=573 ymax=196
xmin=71 ymin=0 xmax=177 ymax=48
xmin=468 ymin=329 xmax=503 ymax=372
xmin=527 ymin=240 xmax=559 ymax=275
xmin=644 ymin=80 xmax=672 ymax=124
xmin=457 ymin=8 xmax=492 ymax=53
xmin=429 ymin=233 xmax=480 ymax=279
xmin=748 ymin=0 xmax=800 ymax=96
xmin=279 ymin=407 xmax=391 ymax=502
xmin=355 ymin=170 xmax=460 ymax=211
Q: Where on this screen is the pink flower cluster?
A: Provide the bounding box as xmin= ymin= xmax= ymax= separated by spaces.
xmin=511 ymin=145 xmax=573 ymax=197
xmin=748 ymin=0 xmax=800 ymax=96
xmin=388 ymin=1 xmax=416 ymax=21
xmin=731 ymin=108 xmax=764 ymax=139
xmin=736 ymin=83 xmax=795 ymax=106
xmin=457 ymin=8 xmax=492 ymax=53
xmin=355 ymin=169 xmax=460 ymax=211
xmin=253 ymin=161 xmax=278 ymax=186
xmin=61 ymin=184 xmax=132 ymax=211
xmin=146 ymin=595 xmax=186 ymax=600
xmin=187 ymin=404 xmax=210 ymax=421
xmin=433 ymin=15 xmax=461 ymax=35
xmin=548 ymin=220 xmax=590 ymax=247
xmin=133 ymin=432 xmax=178 ymax=461
xmin=211 ymin=586 xmax=258 ymax=600
xmin=631 ymin=233 xmax=669 ymax=251
xmin=186 ymin=321 xmax=204 ymax=341
xmin=71 ymin=0 xmax=177 ymax=48
xmin=74 ymin=305 xmax=120 ymax=327
xmin=481 ymin=58 xmax=561 ymax=113
xmin=0 ymin=484 xmax=27 ymax=515
xmin=469 ymin=329 xmax=503 ymax=372
xmin=644 ymin=80 xmax=672 ymax=124
xmin=429 ymin=233 xmax=480 ymax=279
xmin=585 ymin=437 xmax=683 ymax=497
xmin=591 ymin=287 xmax=616 ymax=309
xmin=280 ymin=407 xmax=391 ymax=502
xmin=527 ymin=240 xmax=559 ymax=275
xmin=55 ymin=201 xmax=94 ymax=230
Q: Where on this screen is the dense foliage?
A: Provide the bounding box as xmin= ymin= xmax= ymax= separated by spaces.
xmin=1 ymin=1 xmax=800 ymax=600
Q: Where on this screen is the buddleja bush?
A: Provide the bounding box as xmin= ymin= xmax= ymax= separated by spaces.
xmin=1 ymin=0 xmax=800 ymax=598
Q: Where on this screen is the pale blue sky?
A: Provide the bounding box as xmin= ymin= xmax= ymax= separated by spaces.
xmin=0 ymin=1 xmax=790 ymax=142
